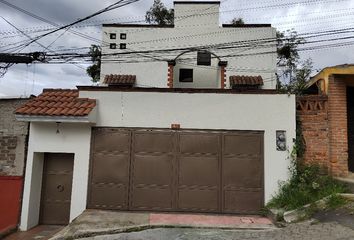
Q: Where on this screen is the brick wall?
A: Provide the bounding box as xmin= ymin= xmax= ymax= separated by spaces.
xmin=297 ymin=75 xmax=351 ymax=177
xmin=297 ymin=96 xmax=330 ymax=170
xmin=0 ymin=99 xmax=29 ymax=176
xmin=327 ymin=75 xmax=349 ymax=176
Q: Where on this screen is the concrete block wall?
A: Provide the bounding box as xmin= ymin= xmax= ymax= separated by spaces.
xmin=0 ymin=99 xmax=29 ymax=176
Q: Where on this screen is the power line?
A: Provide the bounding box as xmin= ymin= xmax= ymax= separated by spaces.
xmin=1 ymin=0 xmax=352 ymax=53
xmin=0 ymin=0 xmax=141 ymax=52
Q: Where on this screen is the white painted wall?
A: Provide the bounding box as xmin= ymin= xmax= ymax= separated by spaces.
xmin=101 ymin=3 xmax=276 ymax=89
xmin=20 ymin=90 xmax=295 ymax=230
xmin=80 ymin=90 xmax=296 ymax=203
xmin=20 ymin=123 xmax=92 ymax=231
xmin=173 ymin=55 xmax=221 ymax=88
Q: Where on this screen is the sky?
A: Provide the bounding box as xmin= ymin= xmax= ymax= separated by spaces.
xmin=0 ymin=0 xmax=353 ymax=97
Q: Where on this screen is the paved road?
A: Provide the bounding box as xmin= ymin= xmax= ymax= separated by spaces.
xmin=81 ymin=221 xmax=354 ymax=240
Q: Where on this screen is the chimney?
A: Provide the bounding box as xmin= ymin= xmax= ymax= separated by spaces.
xmin=173 ymin=1 xmax=220 ymax=28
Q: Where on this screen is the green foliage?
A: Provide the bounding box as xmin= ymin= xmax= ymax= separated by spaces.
xmin=145 ymin=0 xmax=174 ymax=26
xmin=231 ymin=17 xmax=245 ymax=26
xmin=277 ymin=30 xmax=304 ymax=72
xmin=327 ymin=194 xmax=347 ymax=209
xmin=276 ymin=30 xmax=313 ymax=95
xmin=293 ymin=118 xmax=306 ymax=159
xmin=86 ymin=45 xmax=101 ymax=82
xmin=278 ymin=58 xmax=313 ymax=95
xmin=267 ymin=163 xmax=347 ymax=211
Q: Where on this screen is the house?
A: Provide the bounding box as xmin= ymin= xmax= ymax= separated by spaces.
xmin=16 ymin=1 xmax=296 ymax=231
xmin=101 ymin=1 xmax=277 ymax=89
xmin=297 ymin=64 xmax=354 ymax=176
xmin=0 ymin=97 xmax=29 ymax=236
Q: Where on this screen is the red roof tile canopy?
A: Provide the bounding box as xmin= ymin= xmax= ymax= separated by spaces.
xmin=229 ymin=75 xmax=264 ymax=86
xmin=104 ymin=74 xmax=136 ymax=86
xmin=15 ymin=89 xmax=96 ymax=117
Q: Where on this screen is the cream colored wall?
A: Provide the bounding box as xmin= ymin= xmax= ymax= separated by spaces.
xmin=80 ymin=90 xmax=296 ymax=203
xmin=101 ymin=3 xmax=276 ymax=89
xmin=20 ymin=90 xmax=295 ymax=230
xmin=101 ymin=26 xmax=276 ymax=89
xmin=173 ymin=55 xmax=221 ymax=88
xmin=20 ymin=123 xmax=92 ymax=231
xmin=174 ymin=2 xmax=220 ymax=28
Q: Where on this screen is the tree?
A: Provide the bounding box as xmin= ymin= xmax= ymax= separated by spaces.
xmin=145 ymin=0 xmax=174 ymax=26
xmin=278 ymin=58 xmax=313 ymax=94
xmin=276 ymin=30 xmax=305 ymax=80
xmin=231 ymin=17 xmax=245 ymax=26
xmin=276 ymin=30 xmax=309 ymax=93
xmin=86 ymin=45 xmax=101 ymax=82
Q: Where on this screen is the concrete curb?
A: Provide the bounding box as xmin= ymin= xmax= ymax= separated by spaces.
xmin=50 ymin=223 xmax=277 ymax=240
xmin=339 ymin=193 xmax=354 ymax=201
xmin=282 ymin=193 xmax=354 ymax=223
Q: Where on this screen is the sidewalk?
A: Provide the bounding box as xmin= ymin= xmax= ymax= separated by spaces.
xmin=4 ymin=225 xmax=63 ymax=240
xmin=51 ymin=210 xmax=275 ymax=240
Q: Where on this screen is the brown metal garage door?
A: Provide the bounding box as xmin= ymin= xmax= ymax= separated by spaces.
xmin=88 ymin=128 xmax=263 ymax=214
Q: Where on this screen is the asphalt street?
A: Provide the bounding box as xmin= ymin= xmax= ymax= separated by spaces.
xmin=81 ymin=221 xmax=354 ymax=240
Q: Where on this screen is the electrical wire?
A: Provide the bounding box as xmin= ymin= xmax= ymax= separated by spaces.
xmin=0 ymin=0 xmax=141 ymax=52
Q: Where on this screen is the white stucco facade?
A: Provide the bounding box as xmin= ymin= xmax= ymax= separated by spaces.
xmin=101 ymin=2 xmax=277 ymax=89
xmin=18 ymin=2 xmax=293 ymax=231
xmin=20 ymin=123 xmax=92 ymax=230
xmin=80 ymin=90 xmax=296 ymax=203
xmin=19 ymin=90 xmax=295 ymax=230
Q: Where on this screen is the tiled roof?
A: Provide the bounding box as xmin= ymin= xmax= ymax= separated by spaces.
xmin=229 ymin=75 xmax=264 ymax=86
xmin=103 ymin=74 xmax=136 ymax=85
xmin=15 ymin=89 xmax=96 ymax=117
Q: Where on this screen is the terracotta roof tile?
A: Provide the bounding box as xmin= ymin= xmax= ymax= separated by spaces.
xmin=229 ymin=75 xmax=264 ymax=86
xmin=15 ymin=89 xmax=96 ymax=117
xmin=103 ymin=74 xmax=136 ymax=86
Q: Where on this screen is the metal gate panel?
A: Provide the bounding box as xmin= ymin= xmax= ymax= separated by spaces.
xmin=88 ymin=128 xmax=131 ymax=210
xmin=130 ymin=131 xmax=175 ymax=211
xmin=88 ymin=128 xmax=264 ymax=215
xmin=177 ymin=133 xmax=220 ymax=212
xmin=178 ymin=156 xmax=219 ymax=187
xmin=222 ymin=133 xmax=264 ymax=214
xmin=179 ymin=133 xmax=220 ymax=154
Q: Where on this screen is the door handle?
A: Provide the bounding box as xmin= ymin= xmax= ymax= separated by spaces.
xmin=57 ymin=184 xmax=64 ymax=192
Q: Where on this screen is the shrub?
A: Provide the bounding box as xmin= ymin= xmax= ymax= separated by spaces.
xmin=267 ymin=162 xmax=347 ymax=211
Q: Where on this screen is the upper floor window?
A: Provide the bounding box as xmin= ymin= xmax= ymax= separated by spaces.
xmin=120 ymin=33 xmax=127 ymax=40
xmin=197 ymin=51 xmax=211 ymax=66
xmin=110 ymin=43 xmax=117 ymax=49
xmin=179 ymin=69 xmax=193 ymax=82
xmin=110 ymin=33 xmax=116 ymax=39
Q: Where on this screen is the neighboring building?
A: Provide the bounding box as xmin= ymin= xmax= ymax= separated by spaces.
xmin=16 ymin=1 xmax=295 ymax=231
xmin=0 ymin=98 xmax=29 ymax=235
xmin=297 ymin=64 xmax=354 ymax=177
xmin=101 ymin=1 xmax=277 ymax=90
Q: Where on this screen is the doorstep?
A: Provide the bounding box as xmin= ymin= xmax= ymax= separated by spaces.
xmin=50 ymin=210 xmax=275 ymax=240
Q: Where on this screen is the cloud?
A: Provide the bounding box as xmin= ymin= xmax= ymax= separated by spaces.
xmin=0 ymin=0 xmax=353 ymax=96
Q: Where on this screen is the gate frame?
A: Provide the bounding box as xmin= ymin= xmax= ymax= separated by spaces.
xmin=87 ymin=127 xmax=265 ymax=214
